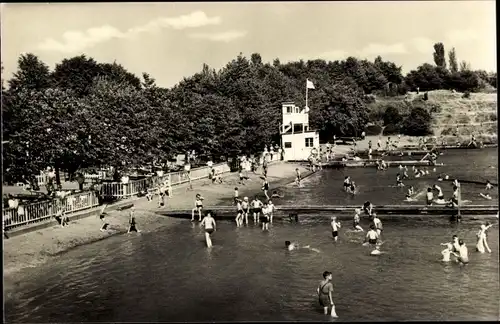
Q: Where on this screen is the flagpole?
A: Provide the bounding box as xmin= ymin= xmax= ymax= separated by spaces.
xmin=305 ymin=79 xmax=308 ymax=110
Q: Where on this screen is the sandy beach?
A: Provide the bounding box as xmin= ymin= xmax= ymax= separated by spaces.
xmin=3 ymin=161 xmax=308 ymax=296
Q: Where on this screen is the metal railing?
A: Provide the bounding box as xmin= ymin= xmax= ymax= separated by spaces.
xmin=3 ymin=191 xmax=99 ymax=230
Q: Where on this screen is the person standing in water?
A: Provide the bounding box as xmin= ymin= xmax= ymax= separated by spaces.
xmin=317 ymin=271 xmax=338 ymax=317
xmin=396 ymin=173 xmax=404 ymax=187
xmin=268 ymin=200 xmax=276 ymax=223
xmin=261 ymin=202 xmax=271 ymax=231
xmin=440 ymin=242 xmax=454 ymax=262
xmin=353 ymin=209 xmax=363 ymax=231
xmin=251 ymin=196 xmax=263 ymax=223
xmin=485 ymin=180 xmax=493 ymax=190
xmin=200 ymin=211 xmax=216 ymax=248
xmin=373 ymin=213 xmax=383 ymax=237
xmin=433 ymin=184 xmax=445 ymax=203
xmin=476 ymin=223 xmax=493 ymax=253
xmin=127 ymin=206 xmax=140 ymax=233
xmin=295 ymin=168 xmax=302 ymax=187
xmin=235 ymin=198 xmax=244 ymax=227
xmin=242 ymin=197 xmax=250 ymax=225
xmin=330 ymin=216 xmax=342 ymax=242
xmin=426 ymin=187 xmax=434 ymax=206
xmin=452 ymin=240 xmax=469 ymax=265
xmin=365 ymin=224 xmax=379 ymax=247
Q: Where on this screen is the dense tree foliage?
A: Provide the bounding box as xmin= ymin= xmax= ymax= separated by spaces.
xmin=1 ymin=40 xmax=496 ymax=183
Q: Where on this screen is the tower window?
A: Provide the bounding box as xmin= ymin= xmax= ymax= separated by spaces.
xmin=305 ymin=137 xmax=314 ymax=147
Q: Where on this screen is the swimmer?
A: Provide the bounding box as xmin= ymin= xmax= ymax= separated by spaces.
xmin=405 ymin=186 xmax=415 ymax=202
xmin=449 ymin=185 xmax=459 ymax=207
xmin=437 ymin=175 xmax=443 ymax=182
xmin=251 ymin=196 xmax=263 ymax=223
xmin=241 ymin=197 xmax=250 ymax=225
xmin=396 ymin=173 xmax=404 ymax=187
xmin=433 ymin=184 xmax=446 ymax=204
xmin=403 ymin=169 xmax=409 ymax=179
xmin=271 ymin=190 xmax=284 ymax=199
xmin=373 ymin=213 xmax=383 ymax=237
xmin=445 ymin=175 xmax=450 ymax=180
xmin=364 ymin=224 xmax=379 ymax=246
xmin=476 ymin=223 xmax=493 ymax=253
xmin=200 ymin=211 xmax=216 ymax=248
xmin=353 ymin=209 xmax=364 ymax=231
xmin=480 ymin=193 xmax=492 ymax=200
xmin=331 ymin=216 xmax=342 ymax=242
xmin=440 ymin=242 xmax=454 ymax=262
xmin=285 ymin=241 xmax=320 ymax=253
xmin=485 ymin=181 xmax=493 ymax=190
xmin=370 ymin=242 xmax=386 ymax=256
xmin=348 ymin=181 xmax=357 ymax=194
xmin=191 ymin=194 xmax=204 ymax=221
xmin=398 ymin=165 xmax=403 ymax=170
xmin=426 ymin=187 xmax=434 ymax=206
xmin=317 ymin=271 xmax=338 ymax=317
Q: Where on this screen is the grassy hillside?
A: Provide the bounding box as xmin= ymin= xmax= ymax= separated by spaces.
xmin=367 ymin=90 xmax=498 ymax=144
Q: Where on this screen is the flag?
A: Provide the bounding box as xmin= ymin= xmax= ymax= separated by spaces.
xmin=306 ymin=79 xmax=315 ymax=89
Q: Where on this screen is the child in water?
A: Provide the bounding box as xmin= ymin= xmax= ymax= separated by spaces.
xmin=127 ymin=207 xmax=141 ymax=233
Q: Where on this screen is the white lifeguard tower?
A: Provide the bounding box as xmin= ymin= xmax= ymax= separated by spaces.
xmin=280 ymin=102 xmax=320 ymax=161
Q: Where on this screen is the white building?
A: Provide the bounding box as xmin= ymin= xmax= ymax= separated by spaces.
xmin=280 ymin=102 xmax=320 ymax=161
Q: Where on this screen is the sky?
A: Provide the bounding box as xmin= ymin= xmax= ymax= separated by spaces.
xmin=1 ymin=1 xmax=496 ymax=88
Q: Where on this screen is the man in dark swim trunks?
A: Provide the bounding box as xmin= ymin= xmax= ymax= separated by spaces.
xmin=127 ymin=206 xmax=140 ymax=233
xmin=365 ymin=224 xmax=379 ymax=246
xmin=317 ymin=271 xmax=338 ymax=317
xmin=200 ymin=211 xmax=216 ymax=248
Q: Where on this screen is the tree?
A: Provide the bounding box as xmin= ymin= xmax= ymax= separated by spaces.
xmin=405 ymin=64 xmax=446 ymax=91
xmin=448 ymin=47 xmax=458 ymax=73
xmin=433 ymin=42 xmax=446 ymax=69
xmin=51 ymin=55 xmax=101 ymax=97
xmin=7 ymin=53 xmax=51 ymax=93
xmin=401 ymin=107 xmax=433 ymax=136
xmin=459 ymin=60 xmax=471 ymax=72
xmin=383 ymin=106 xmax=403 ymax=126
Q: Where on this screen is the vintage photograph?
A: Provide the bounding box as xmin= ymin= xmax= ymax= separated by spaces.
xmin=2 ymin=1 xmax=498 ymax=322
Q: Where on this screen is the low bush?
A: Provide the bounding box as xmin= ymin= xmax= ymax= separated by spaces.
xmin=382 ymin=123 xmax=401 ymax=135
xmin=364 ymin=124 xmax=383 ymax=136
xmin=401 ymin=107 xmax=433 ymax=136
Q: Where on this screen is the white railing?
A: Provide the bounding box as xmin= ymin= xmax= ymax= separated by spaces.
xmin=3 ymin=191 xmax=99 ymax=230
xmin=100 ymin=162 xmax=231 ymax=199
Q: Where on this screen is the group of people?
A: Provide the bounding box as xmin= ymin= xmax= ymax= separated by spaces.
xmin=440 ymin=222 xmax=494 ymax=264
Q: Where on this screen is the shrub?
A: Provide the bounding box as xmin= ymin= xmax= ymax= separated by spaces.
xmin=462 ymin=91 xmax=471 ymax=99
xmin=364 ymin=124 xmax=383 ymax=136
xmin=423 ymin=92 xmax=429 ymax=100
xmin=383 ymin=106 xmax=403 ymax=126
xmin=382 ymin=123 xmax=401 ymax=135
xmin=401 ymin=107 xmax=433 ymax=136
xmin=489 ymin=113 xmax=497 ymax=121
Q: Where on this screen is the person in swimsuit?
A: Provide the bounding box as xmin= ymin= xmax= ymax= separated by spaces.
xmin=235 ymin=198 xmax=244 ymax=227
xmin=433 ymin=184 xmax=444 ymax=201
xmin=200 ymin=211 xmax=216 ymax=248
xmin=99 ymin=204 xmax=109 ymax=231
xmin=127 ymin=207 xmax=140 ymax=233
xmin=449 ymin=185 xmax=459 ymax=207
xmin=242 ymin=197 xmax=250 ymax=225
xmin=479 ymin=193 xmax=492 ymax=200
xmin=440 ymin=242 xmax=454 ymax=262
xmin=330 ymin=216 xmax=341 ymax=242
xmin=285 ymin=241 xmax=320 ymax=253
xmin=343 ymin=176 xmax=351 ymax=191
xmin=365 ymin=225 xmax=379 ymax=246
xmin=251 ymin=196 xmax=263 ymax=223
xmin=485 ymin=181 xmax=493 ymax=190
xmin=451 ymin=240 xmax=469 ymax=265
xmin=426 ymin=187 xmax=434 ymax=206
xmin=191 ymin=194 xmax=204 ymax=221
xmin=261 ymin=202 xmax=270 ymax=231
xmin=363 ymin=201 xmax=373 ymax=216
xmin=271 ymin=190 xmax=284 ymax=199
xmin=396 ymin=173 xmax=404 ymax=187
xmin=262 ymin=178 xmax=270 ymax=200
xmin=348 ymin=181 xmax=356 ymax=194
xmin=268 ymin=200 xmax=276 ymax=223
xmin=373 ymin=213 xmax=383 ymax=237
xmin=476 ymin=223 xmax=493 ymax=253
xmin=295 ymin=168 xmax=302 ymax=187
xmin=317 ymin=271 xmax=338 ymax=317
xmin=353 ymin=209 xmax=363 ymax=231
xmin=234 ymin=187 xmax=239 ymax=205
